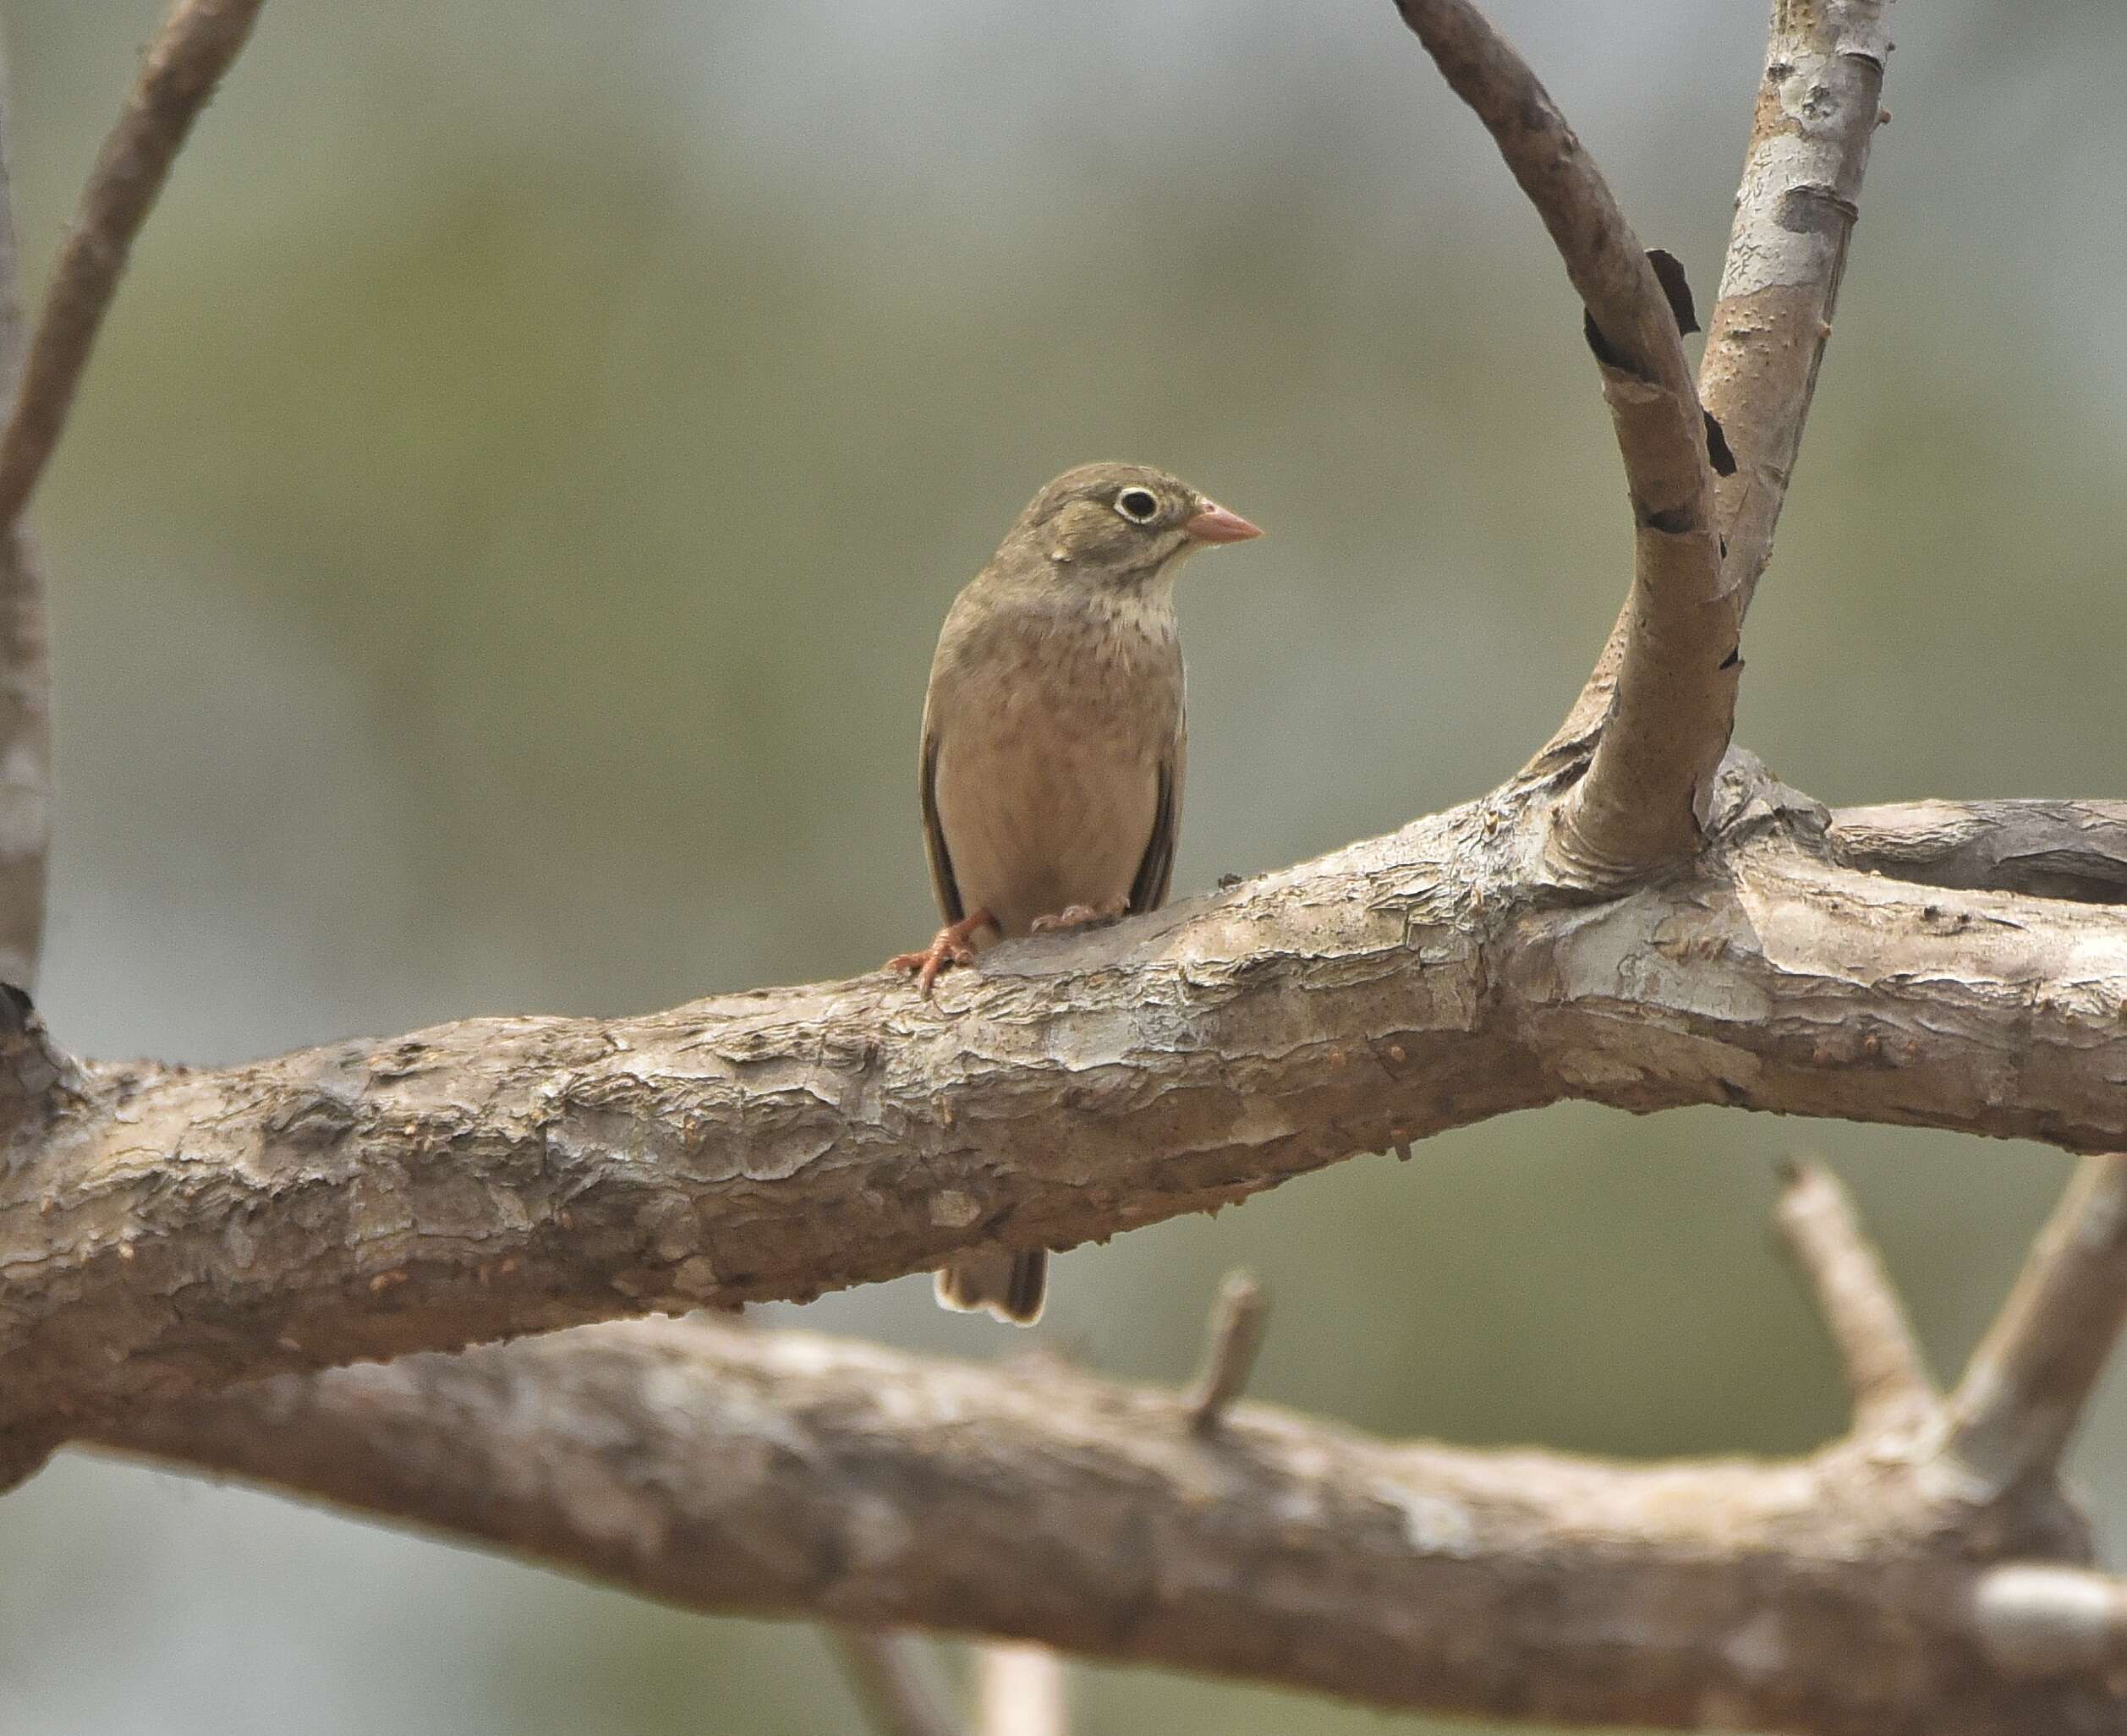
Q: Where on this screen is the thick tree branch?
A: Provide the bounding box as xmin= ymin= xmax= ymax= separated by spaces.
xmin=91 ymin=1317 xmax=2113 ymax=1736
xmin=1830 ymin=800 xmax=2127 ymax=904
xmin=1701 ymin=0 xmax=1893 ymax=609
xmin=1392 ymin=0 xmax=1731 ymax=884
xmin=0 ymin=0 xmax=266 ymax=530
xmin=1948 ymin=1155 xmax=2127 ymax=1499
xmin=1773 ymin=1157 xmax=1934 ymax=1428
xmin=0 ymin=42 xmax=49 ymax=988
xmin=5 ymin=763 xmax=2127 ymax=1470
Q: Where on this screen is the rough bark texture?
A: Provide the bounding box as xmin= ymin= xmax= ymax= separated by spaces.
xmin=1830 ymin=800 xmax=2127 ymax=904
xmin=7 ymin=762 xmax=2127 ymax=1470
xmin=96 ymin=1317 xmax=2119 ymax=1736
xmin=14 ymin=0 xmax=2127 ymax=1732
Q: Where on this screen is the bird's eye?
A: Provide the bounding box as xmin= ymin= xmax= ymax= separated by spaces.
xmin=1114 ymin=488 xmax=1160 ymax=524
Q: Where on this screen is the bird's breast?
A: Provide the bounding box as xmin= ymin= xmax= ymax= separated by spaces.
xmin=929 ymin=603 xmax=1181 ymax=938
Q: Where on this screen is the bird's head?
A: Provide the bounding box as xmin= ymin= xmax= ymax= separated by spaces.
xmin=1002 ymin=462 xmax=1261 ymax=589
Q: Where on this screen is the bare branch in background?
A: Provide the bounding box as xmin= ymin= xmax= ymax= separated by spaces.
xmin=1186 ymin=1269 xmax=1268 ymax=1432
xmin=90 ymin=1317 xmax=2116 ymax=1736
xmin=0 ymin=0 xmax=266 ymax=531
xmin=1773 ymin=1157 xmax=1934 ymax=1428
xmin=1391 ymin=0 xmax=1734 ymax=884
xmin=1701 ymin=0 xmax=1894 ymax=609
xmin=0 ymin=41 xmax=50 ymax=988
xmin=1949 ymin=1155 xmax=2127 ymax=1498
xmin=830 ymin=1629 xmax=966 ymax=1736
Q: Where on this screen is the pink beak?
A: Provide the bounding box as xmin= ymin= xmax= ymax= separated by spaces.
xmin=1183 ymin=501 xmax=1264 ymax=545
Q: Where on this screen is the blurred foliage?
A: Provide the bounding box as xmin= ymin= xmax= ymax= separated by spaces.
xmin=0 ymin=1 xmax=2124 ymax=1732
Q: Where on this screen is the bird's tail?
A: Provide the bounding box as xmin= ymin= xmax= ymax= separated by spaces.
xmin=935 ymin=1246 xmax=1047 ymax=1325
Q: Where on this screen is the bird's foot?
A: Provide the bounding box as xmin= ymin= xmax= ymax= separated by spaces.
xmin=1029 ymin=899 xmax=1128 ymax=934
xmin=886 ymin=907 xmax=998 ymax=999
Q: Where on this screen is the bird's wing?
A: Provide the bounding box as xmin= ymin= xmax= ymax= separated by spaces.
xmin=1128 ymin=673 xmax=1187 ymax=915
xmin=918 ymin=712 xmax=964 ymax=924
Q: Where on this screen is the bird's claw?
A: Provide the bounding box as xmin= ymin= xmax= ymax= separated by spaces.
xmin=887 ymin=909 xmax=997 ymax=999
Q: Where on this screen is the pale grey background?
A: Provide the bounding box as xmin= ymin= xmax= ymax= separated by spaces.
xmin=0 ymin=3 xmax=2122 ymax=1731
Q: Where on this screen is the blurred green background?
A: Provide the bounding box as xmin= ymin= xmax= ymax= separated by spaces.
xmin=1 ymin=1 xmax=2123 ymax=1731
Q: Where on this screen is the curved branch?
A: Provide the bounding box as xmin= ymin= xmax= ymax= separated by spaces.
xmin=93 ymin=1317 xmax=2111 ymax=1736
xmin=5 ymin=769 xmax=2127 ymax=1470
xmin=1392 ymin=0 xmax=1730 ymax=884
xmin=0 ymin=0 xmax=266 ymax=530
xmin=1702 ymin=0 xmax=1893 ymax=609
xmin=1830 ymin=800 xmax=2127 ymax=904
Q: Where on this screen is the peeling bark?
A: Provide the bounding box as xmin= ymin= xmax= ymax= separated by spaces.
xmin=1830 ymin=800 xmax=2127 ymax=904
xmin=4 ymin=760 xmax=2124 ymax=1468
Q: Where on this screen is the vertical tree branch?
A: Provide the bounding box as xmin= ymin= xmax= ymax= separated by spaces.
xmin=0 ymin=32 xmax=49 ymax=989
xmin=0 ymin=0 xmax=267 ymax=530
xmin=1947 ymin=1155 xmax=2127 ymax=1498
xmin=1700 ymin=0 xmax=1892 ymax=605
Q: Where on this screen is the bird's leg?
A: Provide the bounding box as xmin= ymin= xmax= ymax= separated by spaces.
xmin=1029 ymin=897 xmax=1130 ymax=934
xmin=886 ymin=907 xmax=998 ymax=999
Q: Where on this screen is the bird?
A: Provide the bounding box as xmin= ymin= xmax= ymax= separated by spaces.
xmin=887 ymin=461 xmax=1263 ymax=1324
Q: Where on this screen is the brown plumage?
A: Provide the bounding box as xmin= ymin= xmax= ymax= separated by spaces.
xmin=888 ymin=462 xmax=1263 ymax=1323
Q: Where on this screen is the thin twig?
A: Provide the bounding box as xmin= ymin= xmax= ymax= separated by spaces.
xmin=1391 ymin=0 xmax=1731 ymax=884
xmin=976 ymin=1644 xmax=1067 ymax=1736
xmin=830 ymin=1628 xmax=966 ymax=1736
xmin=1947 ymin=1155 xmax=2127 ymax=1498
xmin=0 ymin=0 xmax=266 ymax=530
xmin=1187 ymin=1269 xmax=1268 ymax=1433
xmin=1772 ymin=1157 xmax=1933 ymax=1427
xmin=0 ymin=35 xmax=50 ymax=988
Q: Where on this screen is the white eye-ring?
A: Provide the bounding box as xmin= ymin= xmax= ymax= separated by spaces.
xmin=1114 ymin=487 xmax=1160 ymax=524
